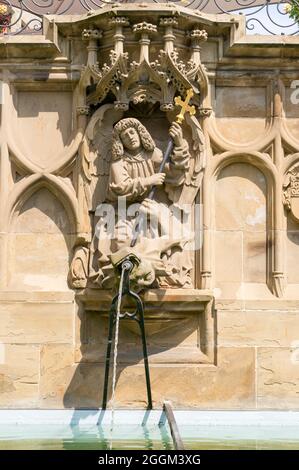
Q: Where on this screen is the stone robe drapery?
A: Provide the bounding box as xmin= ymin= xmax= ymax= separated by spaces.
xmin=90 ymin=139 xmax=192 ymax=288
xmin=107 ymin=141 xmax=190 ymax=203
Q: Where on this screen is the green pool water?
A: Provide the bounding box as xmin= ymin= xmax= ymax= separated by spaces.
xmin=1 ymin=424 xmax=299 ymax=450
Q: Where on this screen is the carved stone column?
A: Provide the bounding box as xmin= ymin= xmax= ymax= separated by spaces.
xmin=272 ymin=78 xmax=285 ymax=297
xmin=82 ymin=28 xmax=102 ymax=66
xmin=109 ymin=17 xmax=129 ymax=55
xmin=189 ymin=29 xmax=208 ymax=65
xmin=160 ymin=17 xmax=177 ymax=54
xmin=132 ymin=22 xmax=157 ymax=63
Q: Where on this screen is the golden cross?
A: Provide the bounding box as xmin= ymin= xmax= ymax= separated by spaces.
xmin=174 ymin=89 xmax=196 ymax=124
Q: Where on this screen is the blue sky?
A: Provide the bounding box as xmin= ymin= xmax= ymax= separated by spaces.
xmin=232 ymin=3 xmax=299 ymax=35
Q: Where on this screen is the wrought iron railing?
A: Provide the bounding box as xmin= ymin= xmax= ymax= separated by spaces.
xmin=0 ymin=1 xmax=298 ymax=36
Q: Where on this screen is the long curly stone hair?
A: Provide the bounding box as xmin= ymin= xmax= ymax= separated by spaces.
xmin=111 ymin=118 xmax=155 ymax=161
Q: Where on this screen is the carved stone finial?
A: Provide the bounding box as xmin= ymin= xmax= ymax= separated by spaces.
xmin=109 ymin=16 xmax=129 ymax=27
xmin=133 ymin=22 xmax=157 ymax=35
xmin=198 ymin=107 xmax=212 ymax=118
xmin=82 ymin=29 xmax=102 ymax=41
xmin=114 ymin=101 xmax=129 ymax=111
xmin=188 ymin=29 xmax=208 ymax=42
xmin=160 ymin=17 xmax=178 ymax=27
xmin=77 ymin=106 xmax=90 ymax=116
xmin=160 ymin=103 xmax=175 ymax=112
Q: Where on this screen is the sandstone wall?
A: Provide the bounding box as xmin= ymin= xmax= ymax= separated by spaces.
xmin=0 ymin=6 xmax=299 ymax=409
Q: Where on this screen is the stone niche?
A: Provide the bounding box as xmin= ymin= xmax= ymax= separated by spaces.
xmin=8 ymin=188 xmax=72 ymax=291
xmin=58 ymin=5 xmax=219 ymax=373
xmin=215 ymin=162 xmax=268 ymax=298
xmin=15 ymin=90 xmax=73 ymax=168
xmin=76 ymin=290 xmax=214 ymax=368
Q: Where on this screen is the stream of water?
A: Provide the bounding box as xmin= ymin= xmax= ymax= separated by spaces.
xmin=109 ymin=266 xmax=126 ymax=448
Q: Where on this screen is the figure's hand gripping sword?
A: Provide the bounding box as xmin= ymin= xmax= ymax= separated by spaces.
xmin=130 ymin=89 xmax=196 ymax=247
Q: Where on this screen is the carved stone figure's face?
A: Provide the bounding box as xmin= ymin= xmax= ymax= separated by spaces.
xmin=120 ymin=127 xmax=141 ymax=152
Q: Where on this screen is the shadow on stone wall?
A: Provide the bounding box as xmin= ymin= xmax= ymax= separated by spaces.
xmin=63 ymin=294 xmax=210 ymax=410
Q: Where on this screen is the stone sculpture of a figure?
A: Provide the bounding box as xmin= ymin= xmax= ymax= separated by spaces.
xmin=74 ymin=104 xmax=205 ymax=289
xmin=107 ymin=118 xmax=189 ymax=203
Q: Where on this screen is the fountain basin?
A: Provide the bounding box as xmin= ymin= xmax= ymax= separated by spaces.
xmin=1 ymin=410 xmax=299 ymax=450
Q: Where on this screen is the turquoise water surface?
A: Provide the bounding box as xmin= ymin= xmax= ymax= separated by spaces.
xmin=1 ymin=424 xmax=299 ymax=450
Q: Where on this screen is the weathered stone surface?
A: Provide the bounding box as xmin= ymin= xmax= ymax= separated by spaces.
xmin=39 ymin=344 xmax=75 ymax=408
xmin=284 ymin=87 xmax=299 ymax=142
xmin=17 ymin=91 xmax=73 ymax=167
xmin=0 ymin=302 xmax=74 ymax=343
xmin=40 ymin=345 xmax=255 ymax=409
xmin=257 ymin=348 xmax=299 ymax=409
xmin=215 ymin=231 xmax=243 ymax=284
xmin=112 ymin=347 xmax=255 ymax=409
xmin=215 ymin=86 xmax=267 ymax=144
xmin=75 ymin=311 xmax=204 ymax=364
xmin=287 ymin=215 xmax=299 ymax=284
xmin=216 ymin=87 xmax=267 ymax=119
xmin=243 ymin=231 xmax=267 ymax=283
xmin=0 ymin=344 xmax=39 ymax=408
xmin=8 ymin=188 xmax=73 ymax=291
xmin=215 ymin=163 xmax=267 ymax=232
xmin=214 ymin=163 xmax=267 ymax=298
xmin=218 ymin=310 xmax=299 ymax=347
